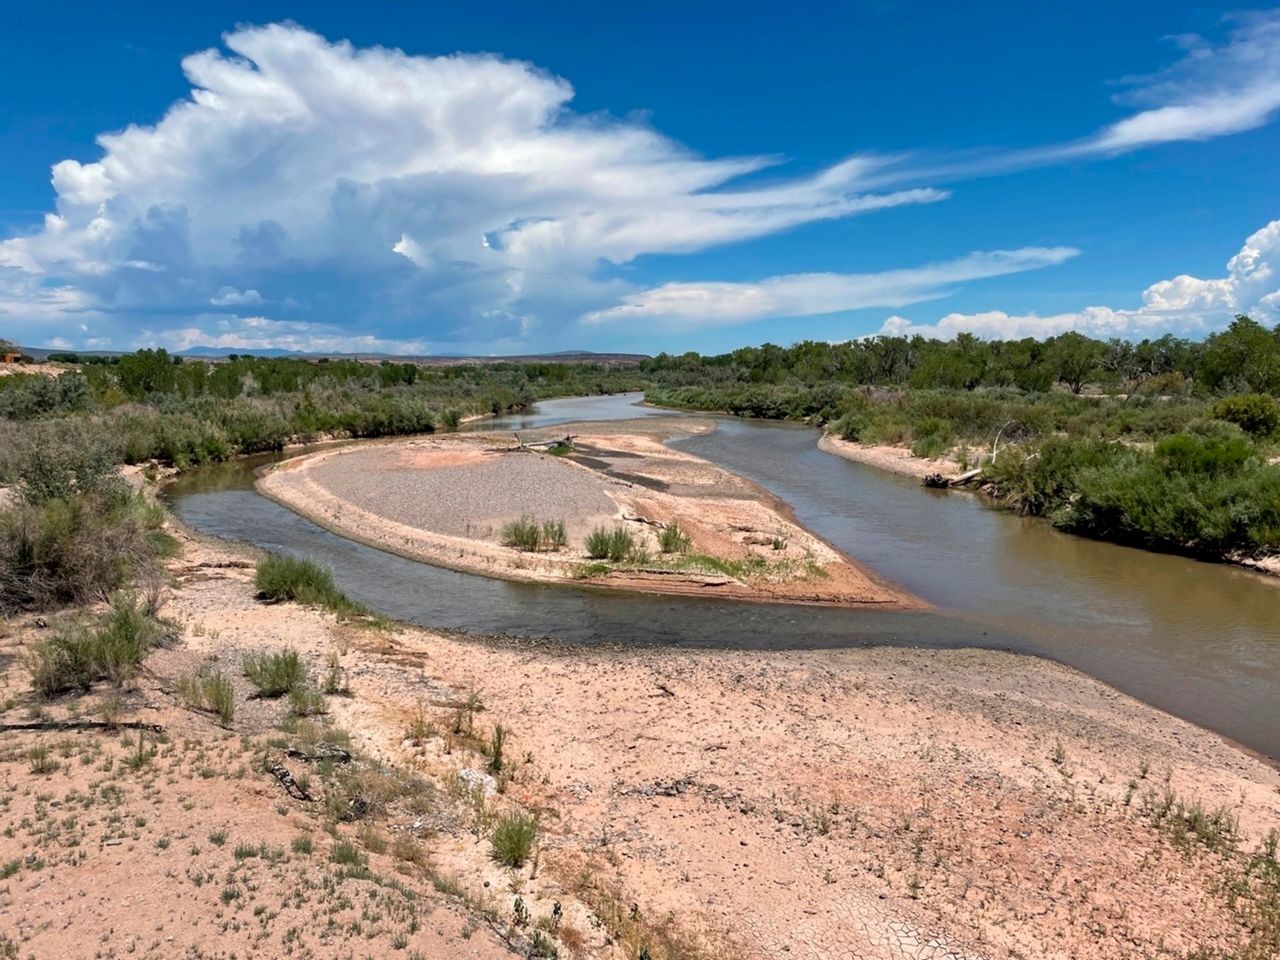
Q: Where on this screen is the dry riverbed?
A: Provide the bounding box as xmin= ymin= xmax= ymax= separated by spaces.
xmin=258 ymin=422 xmax=917 ymax=608
xmin=2 ymin=519 xmax=1278 ymax=960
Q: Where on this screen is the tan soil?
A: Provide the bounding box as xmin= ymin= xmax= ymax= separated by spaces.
xmin=258 ymin=428 xmax=919 ymax=608
xmin=3 ymin=521 xmax=1278 ymax=960
xmin=818 ymin=434 xmax=962 ymax=481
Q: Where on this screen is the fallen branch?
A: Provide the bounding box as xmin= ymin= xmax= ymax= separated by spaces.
xmin=622 ymin=513 xmax=665 ymax=528
xmin=266 ymin=756 xmax=313 ymax=801
xmin=0 ymin=720 xmax=164 ymax=734
xmin=285 ymin=743 xmax=352 ymax=764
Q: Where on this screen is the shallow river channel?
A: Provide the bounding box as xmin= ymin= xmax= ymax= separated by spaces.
xmin=165 ymin=393 xmax=1280 ymax=759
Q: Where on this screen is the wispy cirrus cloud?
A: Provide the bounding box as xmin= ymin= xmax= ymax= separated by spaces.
xmin=582 ymin=247 xmax=1079 ymax=330
xmin=878 ymin=219 xmax=1280 ymax=340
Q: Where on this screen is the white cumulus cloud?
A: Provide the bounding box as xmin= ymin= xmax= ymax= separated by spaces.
xmin=878 ymin=219 xmax=1280 ymax=340
xmin=0 ymin=23 xmax=939 ymax=350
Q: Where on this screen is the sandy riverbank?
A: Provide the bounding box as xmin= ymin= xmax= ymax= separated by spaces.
xmin=3 ymin=519 xmax=1278 ymax=959
xmin=818 ymin=433 xmax=962 ymax=481
xmin=258 ymin=424 xmax=918 ymax=608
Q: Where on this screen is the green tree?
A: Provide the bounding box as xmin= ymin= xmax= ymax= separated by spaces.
xmin=116 ymin=348 xmax=178 ymax=399
xmin=1046 ymin=332 xmax=1104 ymax=394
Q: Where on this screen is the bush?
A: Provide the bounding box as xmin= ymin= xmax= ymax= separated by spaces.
xmin=658 ymin=521 xmax=691 ymax=554
xmin=1211 ymin=394 xmax=1280 ymax=438
xmin=242 ymin=649 xmax=306 ymax=698
xmin=490 ymin=811 xmax=538 ymax=867
xmin=254 ymin=554 xmax=367 ymax=618
xmin=584 ymin=526 xmax=636 ymax=562
xmin=24 ymin=593 xmax=162 ymax=698
xmin=0 ymin=486 xmax=169 ymax=613
xmin=501 ymin=516 xmax=542 ymax=551
xmin=1 ymin=419 xmax=120 ymax=502
xmin=178 ymin=666 xmax=236 ymax=726
xmin=501 ymin=517 xmax=567 ymax=552
xmin=288 ymin=685 xmax=328 ymax=717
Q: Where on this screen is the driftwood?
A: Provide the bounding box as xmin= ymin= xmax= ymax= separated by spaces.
xmin=622 ymin=513 xmax=665 ymax=528
xmin=266 ymin=756 xmax=313 ymax=801
xmin=0 ymin=720 xmax=164 ymax=734
xmin=285 ymin=743 xmax=352 ymax=764
xmin=950 ymin=467 xmax=983 ymax=485
xmin=510 ymin=432 xmax=576 ymax=452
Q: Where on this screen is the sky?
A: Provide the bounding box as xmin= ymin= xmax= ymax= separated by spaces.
xmin=1 ymin=1 xmax=1279 ymax=356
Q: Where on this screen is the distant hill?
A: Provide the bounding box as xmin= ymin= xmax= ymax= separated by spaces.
xmin=16 ymin=344 xmax=650 ymax=366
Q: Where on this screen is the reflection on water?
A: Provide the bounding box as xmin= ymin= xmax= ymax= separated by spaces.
xmin=166 ymin=394 xmax=1280 ymax=758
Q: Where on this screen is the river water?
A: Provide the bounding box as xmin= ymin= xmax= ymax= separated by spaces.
xmin=165 ymin=394 xmax=1280 ymax=759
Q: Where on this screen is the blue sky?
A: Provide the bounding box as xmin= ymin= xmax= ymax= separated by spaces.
xmin=1 ymin=1 xmax=1278 ymax=355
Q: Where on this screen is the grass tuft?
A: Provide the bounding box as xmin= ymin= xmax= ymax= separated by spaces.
xmin=490 ymin=810 xmax=538 ymax=867
xmin=242 ymin=648 xmax=306 ymax=698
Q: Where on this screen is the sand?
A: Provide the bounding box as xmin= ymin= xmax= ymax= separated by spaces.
xmin=3 ymin=521 xmax=1278 ymax=959
xmin=258 ymin=429 xmax=919 ymax=608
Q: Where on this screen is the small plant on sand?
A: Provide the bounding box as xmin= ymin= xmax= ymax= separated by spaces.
xmin=177 ymin=665 xmax=236 ymax=727
xmin=585 ymin=526 xmax=635 ymax=563
xmin=658 ymin=521 xmax=691 ymax=554
xmin=491 ymin=810 xmax=538 ymax=867
xmin=502 ymin=516 xmax=568 ymax=552
xmin=242 ymin=648 xmax=306 ymax=698
xmin=487 ymin=724 xmax=508 ymax=775
xmin=25 ymin=592 xmax=162 ymax=698
xmin=254 ymin=553 xmax=370 ymax=619
xmin=289 ymin=684 xmax=328 ymax=717
xmin=502 ymin=516 xmax=543 ymax=551
xmin=541 ymin=519 xmax=567 ymax=550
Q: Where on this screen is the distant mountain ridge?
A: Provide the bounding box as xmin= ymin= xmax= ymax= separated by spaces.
xmin=17 ymin=345 xmax=650 ymax=365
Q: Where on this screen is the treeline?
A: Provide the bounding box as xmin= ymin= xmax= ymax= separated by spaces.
xmin=0 ymin=351 xmax=644 ymax=471
xmin=643 ymin=317 xmax=1280 ymax=561
xmin=642 ymin=316 xmax=1280 ymax=397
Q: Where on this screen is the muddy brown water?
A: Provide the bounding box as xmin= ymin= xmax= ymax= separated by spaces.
xmin=165 ymin=394 xmax=1280 ymax=759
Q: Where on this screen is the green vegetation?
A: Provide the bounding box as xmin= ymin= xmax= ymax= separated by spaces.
xmin=0 ymin=350 xmax=645 ymax=473
xmin=177 ymin=666 xmax=236 ymax=726
xmin=584 ymin=526 xmax=636 ymax=562
xmin=501 ymin=516 xmax=567 ymax=552
xmin=490 ymin=810 xmax=538 ymax=867
xmin=24 ymin=593 xmax=165 ymax=698
xmin=657 ymin=521 xmax=691 ymax=554
xmin=242 ymin=648 xmax=307 ymax=698
xmin=254 ymin=553 xmax=371 ymax=619
xmin=641 ymin=315 xmax=1280 ymax=561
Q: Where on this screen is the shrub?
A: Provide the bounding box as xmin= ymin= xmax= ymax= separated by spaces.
xmin=1211 ymin=394 xmax=1280 ymax=438
xmin=540 ymin=519 xmax=567 ymax=551
xmin=658 ymin=522 xmax=691 ymax=554
xmin=0 ymin=419 xmax=119 ymax=503
xmin=490 ymin=811 xmax=538 ymax=867
xmin=0 ymin=486 xmax=168 ymax=613
xmin=242 ymin=649 xmax=306 ymax=698
xmin=24 ymin=593 xmax=162 ymax=698
xmin=288 ymin=685 xmax=328 ymax=717
xmin=501 ymin=517 xmax=567 ymax=552
xmin=584 ymin=526 xmax=635 ymax=562
xmin=254 ymin=554 xmax=367 ymax=618
xmin=178 ymin=667 xmax=236 ymax=727
xmin=502 ymin=516 xmax=542 ymax=551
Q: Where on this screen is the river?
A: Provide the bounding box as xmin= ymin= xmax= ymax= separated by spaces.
xmin=165 ymin=393 xmax=1280 ymax=759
